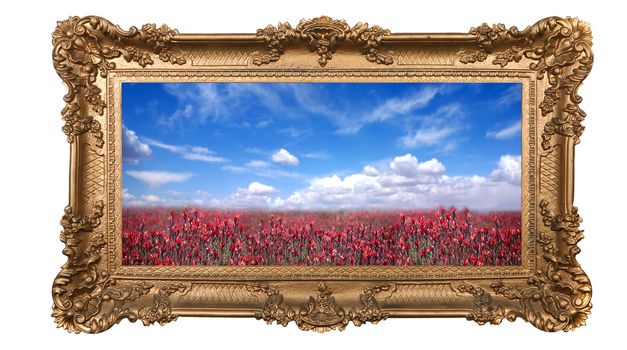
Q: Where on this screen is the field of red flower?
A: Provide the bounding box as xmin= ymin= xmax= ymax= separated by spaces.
xmin=122 ymin=207 xmax=521 ymax=266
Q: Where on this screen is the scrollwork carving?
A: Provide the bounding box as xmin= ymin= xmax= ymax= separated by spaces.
xmin=138 ymin=284 xmax=189 ymax=326
xmin=247 ymin=284 xmax=295 ymax=327
xmin=253 ymin=16 xmax=393 ymax=67
xmin=457 ymin=282 xmax=506 ymax=325
xmin=460 ymin=17 xmax=593 ymax=150
xmin=491 ymin=200 xmax=591 ymax=331
xmin=459 ymin=200 xmax=591 ymax=332
xmin=349 ymin=283 xmax=391 ymax=326
xmin=248 ymin=282 xmax=390 ymax=332
xmin=296 ymin=282 xmax=349 ymax=332
xmin=52 ymin=202 xmax=188 ymax=333
xmin=52 ymin=16 xmax=186 ymax=147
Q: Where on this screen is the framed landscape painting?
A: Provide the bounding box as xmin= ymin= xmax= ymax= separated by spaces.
xmin=52 ymin=15 xmax=593 ymax=334
xmin=121 ymin=82 xmax=523 ymax=267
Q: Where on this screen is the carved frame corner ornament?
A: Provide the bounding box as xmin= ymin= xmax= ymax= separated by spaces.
xmin=458 ymin=200 xmax=591 ymax=331
xmin=51 ymin=16 xmax=593 ymax=333
xmin=459 ymin=17 xmax=593 ymax=151
xmin=52 ymin=201 xmax=190 ymax=333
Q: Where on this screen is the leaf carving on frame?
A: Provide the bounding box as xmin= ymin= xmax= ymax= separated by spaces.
xmin=252 ymin=16 xmax=393 ymax=67
xmin=246 ymin=284 xmax=296 ymax=327
xmin=459 ymin=200 xmax=591 ymax=332
xmin=248 ymin=282 xmax=391 ymax=332
xmin=460 ymin=17 xmax=593 ymax=150
xmin=52 ymin=202 xmax=189 ymax=333
xmin=457 ymin=282 xmax=506 ymax=325
xmin=52 ymin=16 xmax=186 ymax=147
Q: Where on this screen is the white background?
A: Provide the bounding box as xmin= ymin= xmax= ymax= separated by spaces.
xmin=0 ymin=0 xmax=623 ymax=347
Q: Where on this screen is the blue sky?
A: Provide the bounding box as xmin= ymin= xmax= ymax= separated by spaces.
xmin=122 ymin=82 xmax=522 ymax=210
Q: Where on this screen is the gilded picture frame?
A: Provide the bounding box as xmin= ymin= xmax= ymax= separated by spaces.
xmin=51 ymin=15 xmax=593 ymax=333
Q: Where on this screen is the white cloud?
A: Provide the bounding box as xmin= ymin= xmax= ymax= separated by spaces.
xmin=143 ymin=194 xmax=163 ymax=203
xmin=490 ymin=155 xmax=521 ymax=185
xmin=122 ymin=189 xmax=167 ymax=207
xmin=246 ymin=160 xmax=271 ymax=168
xmin=271 ymin=148 xmax=299 ymax=166
xmin=159 ymin=83 xmax=453 ymax=137
xmin=398 ymin=104 xmax=464 ymax=150
xmin=256 ymin=118 xmax=273 ymax=128
xmin=221 ymin=165 xmax=247 ymax=173
xmin=126 ymin=170 xmax=193 ymax=188
xmin=366 ymin=86 xmax=440 ymax=123
xmin=122 ymin=154 xmax=521 ymax=210
xmin=266 ymin=153 xmax=521 ymax=211
xmin=390 ymin=154 xmax=423 ymax=177
xmin=362 ymin=165 xmax=379 ymax=176
xmin=124 ymin=188 xmax=223 ymax=207
xmin=122 ymin=188 xmax=136 ymax=201
xmin=278 ymin=126 xmax=312 ymax=139
xmin=145 ymin=139 xmax=227 ymax=163
xmin=301 ymin=151 xmax=330 ymax=160
xmin=418 ymin=158 xmax=446 ymax=173
xmin=242 ymin=181 xmax=279 ymax=196
xmin=161 ymin=83 xmax=224 ymax=125
xmin=222 ymin=162 xmax=302 ymax=179
xmin=338 ymin=86 xmax=443 ymax=134
xmin=122 ymin=125 xmax=152 ymax=164
xmin=161 ymin=83 xmax=289 ymax=127
xmin=486 ymin=121 xmax=521 ymax=140
xmin=218 ymin=182 xmax=280 ymax=208
xmin=245 ymin=147 xmax=266 ymax=155
xmin=495 ymin=84 xmax=522 ymax=107
xmin=400 ymin=127 xmax=457 ymax=148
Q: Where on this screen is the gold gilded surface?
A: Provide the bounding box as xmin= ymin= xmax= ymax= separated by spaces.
xmin=52 ymin=16 xmax=592 ymax=333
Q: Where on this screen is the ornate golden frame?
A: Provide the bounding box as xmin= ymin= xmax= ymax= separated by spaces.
xmin=51 ymin=16 xmax=593 ymax=333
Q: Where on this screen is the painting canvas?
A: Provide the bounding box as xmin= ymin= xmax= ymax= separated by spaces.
xmin=121 ymin=82 xmax=522 ymax=267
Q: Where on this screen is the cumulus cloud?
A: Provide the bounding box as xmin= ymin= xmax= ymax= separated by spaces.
xmin=122 ymin=125 xmax=152 ymax=164
xmin=362 ymin=165 xmax=379 ymax=176
xmin=241 ymin=181 xmax=279 ymax=196
xmin=124 ymin=188 xmax=222 ymax=207
xmin=143 ymin=194 xmax=164 ymax=203
xmin=219 ymin=182 xmax=280 ymax=208
xmin=145 ymin=139 xmax=227 ymax=163
xmin=390 ymin=154 xmax=445 ymax=178
xmin=267 ymin=153 xmax=521 ymax=211
xmin=122 ymin=188 xmax=166 ymax=207
xmin=271 ymin=148 xmax=299 ymax=166
xmin=122 ymin=153 xmax=521 ymax=210
xmin=490 ymin=155 xmax=521 ymax=185
xmin=126 ymin=170 xmax=193 ymax=188
xmin=418 ymin=158 xmax=446 ymax=173
xmin=123 ymin=154 xmax=521 ymax=211
xmin=122 ymin=188 xmax=136 ymax=201
xmin=486 ymin=121 xmax=521 ymax=140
